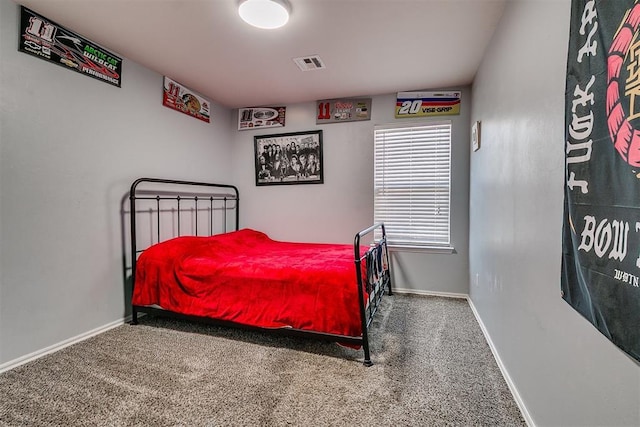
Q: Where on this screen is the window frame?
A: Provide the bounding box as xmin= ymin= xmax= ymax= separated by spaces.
xmin=373 ymin=120 xmax=454 ymax=252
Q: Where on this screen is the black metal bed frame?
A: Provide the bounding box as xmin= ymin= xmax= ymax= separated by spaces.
xmin=129 ymin=177 xmax=392 ymax=366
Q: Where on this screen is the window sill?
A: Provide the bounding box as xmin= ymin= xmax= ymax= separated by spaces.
xmin=388 ymin=244 xmax=456 ymax=254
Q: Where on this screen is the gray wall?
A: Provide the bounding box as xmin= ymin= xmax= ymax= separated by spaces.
xmin=231 ymin=92 xmax=470 ymax=295
xmin=0 ymin=0 xmax=233 ymax=365
xmin=470 ymin=0 xmax=640 ymax=425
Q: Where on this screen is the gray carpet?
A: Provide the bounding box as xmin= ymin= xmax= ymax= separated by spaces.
xmin=0 ymin=294 xmax=525 ymax=426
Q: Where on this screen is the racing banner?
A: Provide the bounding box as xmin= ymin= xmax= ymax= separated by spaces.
xmin=395 ymin=91 xmax=460 ymax=118
xmin=316 ymin=98 xmax=371 ymax=124
xmin=562 ymin=0 xmax=640 ymax=362
xmin=163 ymin=77 xmax=211 ymax=123
xmin=19 ymin=7 xmax=122 ymax=87
xmin=238 ymin=107 xmax=286 ymax=130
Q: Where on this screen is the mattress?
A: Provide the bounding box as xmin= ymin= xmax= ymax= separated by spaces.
xmin=132 ymin=228 xmax=368 ymax=337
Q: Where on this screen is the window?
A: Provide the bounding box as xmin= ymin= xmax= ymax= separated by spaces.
xmin=374 ymin=121 xmax=452 ymax=248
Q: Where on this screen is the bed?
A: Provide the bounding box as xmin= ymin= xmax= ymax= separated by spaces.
xmin=129 ymin=178 xmax=392 ymax=365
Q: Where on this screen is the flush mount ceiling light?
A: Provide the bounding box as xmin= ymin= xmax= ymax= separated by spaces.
xmin=238 ymin=0 xmax=291 ymax=29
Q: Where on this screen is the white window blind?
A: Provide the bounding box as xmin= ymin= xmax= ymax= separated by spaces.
xmin=374 ymin=121 xmax=451 ymax=247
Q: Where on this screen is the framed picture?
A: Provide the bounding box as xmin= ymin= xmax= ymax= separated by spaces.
xmin=254 ymin=130 xmax=323 ymax=186
xmin=472 ymin=120 xmax=481 ymax=151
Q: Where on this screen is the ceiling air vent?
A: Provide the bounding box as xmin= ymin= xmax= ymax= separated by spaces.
xmin=293 ymin=55 xmax=326 ymax=71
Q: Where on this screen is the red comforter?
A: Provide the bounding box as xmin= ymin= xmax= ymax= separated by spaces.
xmin=132 ymin=229 xmax=367 ymax=337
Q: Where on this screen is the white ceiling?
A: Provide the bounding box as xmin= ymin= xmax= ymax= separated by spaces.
xmin=16 ymin=0 xmax=506 ymax=109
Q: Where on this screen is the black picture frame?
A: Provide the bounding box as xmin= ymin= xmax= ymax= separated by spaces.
xmin=254 ymin=130 xmax=324 ymax=186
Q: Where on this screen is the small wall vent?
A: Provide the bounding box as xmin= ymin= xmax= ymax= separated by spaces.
xmin=293 ymin=55 xmax=326 ymax=71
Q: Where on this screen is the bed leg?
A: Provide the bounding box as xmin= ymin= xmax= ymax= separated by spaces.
xmin=362 ymin=332 xmax=373 ymax=367
xmin=130 ymin=307 xmax=139 ymax=325
xmin=386 ymin=257 xmax=393 ymax=296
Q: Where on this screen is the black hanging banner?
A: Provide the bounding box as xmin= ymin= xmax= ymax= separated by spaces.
xmin=18 ymin=6 xmax=122 ymax=87
xmin=563 ymin=0 xmax=640 ymax=362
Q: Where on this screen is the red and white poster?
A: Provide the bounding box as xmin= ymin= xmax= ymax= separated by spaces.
xmin=162 ymin=77 xmax=210 ymax=123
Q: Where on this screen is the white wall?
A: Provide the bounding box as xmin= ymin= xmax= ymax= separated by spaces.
xmin=0 ymin=0 xmax=233 ymax=365
xmin=231 ymin=91 xmax=470 ymax=295
xmin=470 ymin=1 xmax=640 ymax=425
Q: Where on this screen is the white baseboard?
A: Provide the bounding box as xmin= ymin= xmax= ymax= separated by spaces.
xmin=392 ymin=287 xmax=468 ymax=299
xmin=0 ymin=316 xmax=130 ymax=374
xmin=467 ymin=299 xmax=535 ymax=427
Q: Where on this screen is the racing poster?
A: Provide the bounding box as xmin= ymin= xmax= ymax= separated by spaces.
xmin=19 ymin=7 xmax=122 ymax=87
xmin=395 ymin=91 xmax=460 ymax=118
xmin=562 ymin=0 xmax=640 ymax=362
xmin=316 ymin=98 xmax=371 ymax=124
xmin=163 ymin=77 xmax=211 ymax=123
xmin=238 ymin=107 xmax=286 ymax=130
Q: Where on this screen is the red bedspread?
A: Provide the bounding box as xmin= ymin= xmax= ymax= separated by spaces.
xmin=132 ymin=229 xmax=367 ymax=338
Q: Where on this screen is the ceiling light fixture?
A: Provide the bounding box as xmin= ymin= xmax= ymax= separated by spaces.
xmin=238 ymin=0 xmax=291 ymax=30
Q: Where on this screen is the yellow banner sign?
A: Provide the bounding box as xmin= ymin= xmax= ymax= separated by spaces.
xmin=395 ymin=91 xmax=461 ymax=118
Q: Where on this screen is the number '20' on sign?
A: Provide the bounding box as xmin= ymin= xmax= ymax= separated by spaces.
xmin=397 ymin=100 xmax=423 ymax=115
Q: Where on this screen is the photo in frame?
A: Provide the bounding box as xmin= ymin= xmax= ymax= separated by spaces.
xmin=472 ymin=120 xmax=481 ymax=151
xmin=254 ymin=130 xmax=323 ymax=186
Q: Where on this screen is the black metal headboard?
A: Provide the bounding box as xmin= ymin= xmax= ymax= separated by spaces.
xmin=129 ymin=177 xmax=239 ymax=288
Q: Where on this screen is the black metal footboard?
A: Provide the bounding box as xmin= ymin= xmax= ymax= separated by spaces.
xmin=129 ymin=178 xmax=392 ymax=365
xmin=354 ymin=223 xmax=393 ymax=366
